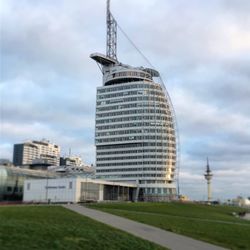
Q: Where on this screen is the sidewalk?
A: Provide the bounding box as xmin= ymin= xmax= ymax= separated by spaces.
xmin=63 ymin=204 xmax=228 ymax=250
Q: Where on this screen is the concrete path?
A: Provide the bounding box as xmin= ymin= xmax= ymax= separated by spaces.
xmin=63 ymin=204 xmax=228 ymax=250
xmin=243 ymin=213 xmax=250 ymax=221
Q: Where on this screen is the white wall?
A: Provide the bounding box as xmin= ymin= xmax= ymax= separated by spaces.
xmin=23 ymin=177 xmax=137 ymax=203
xmin=75 ymin=178 xmax=82 ymax=202
xmin=23 ymin=178 xmax=78 ymax=203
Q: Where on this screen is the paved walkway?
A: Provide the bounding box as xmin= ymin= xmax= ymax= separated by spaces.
xmin=63 ymin=204 xmax=228 ymax=250
xmin=243 ymin=213 xmax=250 ymax=221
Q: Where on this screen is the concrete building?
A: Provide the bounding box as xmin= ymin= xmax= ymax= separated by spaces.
xmin=13 ymin=142 xmax=38 ymax=166
xmin=91 ymin=1 xmax=178 ymax=201
xmin=60 ymin=156 xmax=83 ymax=167
xmin=50 ymin=165 xmax=95 ymax=176
xmin=23 ymin=177 xmax=137 ymax=203
xmin=13 ymin=139 xmax=60 ymax=167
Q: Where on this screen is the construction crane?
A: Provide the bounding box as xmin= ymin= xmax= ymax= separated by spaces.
xmin=106 ymin=0 xmax=117 ymax=60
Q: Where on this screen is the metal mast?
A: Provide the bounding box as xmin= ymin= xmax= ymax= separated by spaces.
xmin=106 ymin=0 xmax=117 ymax=60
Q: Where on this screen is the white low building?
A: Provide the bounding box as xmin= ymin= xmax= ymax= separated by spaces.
xmin=23 ymin=177 xmax=137 ymax=203
xmin=232 ymin=196 xmax=250 ymax=208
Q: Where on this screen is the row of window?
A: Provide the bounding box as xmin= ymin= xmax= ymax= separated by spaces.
xmin=96 ymin=129 xmax=176 ymax=137
xmin=96 ymin=115 xmax=173 ymax=124
xmin=105 ymin=77 xmax=151 ymax=86
xmin=96 ymin=102 xmax=169 ymax=112
xmin=97 ymin=155 xmax=176 ymax=161
xmin=96 ymin=122 xmax=174 ymax=131
xmin=97 ymin=98 xmax=167 ymax=106
xmin=96 ymin=142 xmax=176 ymax=150
xmin=97 ymin=90 xmax=165 ymax=100
xmin=96 ymin=109 xmax=170 ymax=118
xmin=109 ymin=70 xmax=151 ymax=79
xmin=96 ymin=148 xmax=176 ymax=155
xmin=96 ymin=96 xmax=168 ymax=106
xmin=97 ymin=83 xmax=162 ymax=94
xmin=96 ymin=167 xmax=175 ymax=173
xmin=96 ymin=135 xmax=176 ymax=144
xmin=139 ymin=180 xmax=171 ymax=184
xmin=96 ymin=161 xmax=176 ymax=167
xmin=143 ymin=188 xmax=175 ymax=195
xmin=97 ymin=173 xmax=172 ymax=178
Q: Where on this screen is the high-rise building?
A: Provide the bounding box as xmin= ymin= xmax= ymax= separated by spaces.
xmin=91 ymin=1 xmax=178 ymax=201
xmin=13 ymin=140 xmax=60 ymax=167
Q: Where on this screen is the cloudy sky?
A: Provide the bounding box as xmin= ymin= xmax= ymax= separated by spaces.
xmin=1 ymin=0 xmax=250 ymax=200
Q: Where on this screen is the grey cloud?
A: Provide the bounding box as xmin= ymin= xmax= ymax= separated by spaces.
xmin=186 ymin=142 xmax=250 ymax=163
xmin=1 ymin=0 xmax=103 ymax=82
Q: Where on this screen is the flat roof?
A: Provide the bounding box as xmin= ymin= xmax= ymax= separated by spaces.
xmin=25 ymin=177 xmax=138 ymax=188
xmin=81 ymin=178 xmax=137 ymax=187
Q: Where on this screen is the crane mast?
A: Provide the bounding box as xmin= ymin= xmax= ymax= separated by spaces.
xmin=106 ymin=0 xmax=117 ymax=60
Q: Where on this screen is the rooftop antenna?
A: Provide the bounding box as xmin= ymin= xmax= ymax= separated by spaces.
xmin=106 ymin=0 xmax=117 ymax=60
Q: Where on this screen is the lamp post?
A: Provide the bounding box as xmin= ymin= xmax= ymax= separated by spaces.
xmin=84 ymin=172 xmax=92 ymax=201
xmin=45 ymin=172 xmax=49 ymax=203
xmin=204 ymin=158 xmax=213 ymax=204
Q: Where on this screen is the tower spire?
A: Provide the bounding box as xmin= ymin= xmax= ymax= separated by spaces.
xmin=204 ymin=157 xmax=213 ymax=203
xmin=106 ymin=0 xmax=117 ymax=60
xmin=206 ymin=157 xmax=210 ymax=173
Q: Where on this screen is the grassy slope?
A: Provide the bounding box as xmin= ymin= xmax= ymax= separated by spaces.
xmin=89 ymin=202 xmax=250 ymax=250
xmin=0 ymin=206 xmax=166 ymax=250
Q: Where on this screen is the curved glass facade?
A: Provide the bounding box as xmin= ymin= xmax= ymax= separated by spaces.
xmin=0 ymin=165 xmax=57 ymax=201
xmin=95 ymin=67 xmax=177 ymax=201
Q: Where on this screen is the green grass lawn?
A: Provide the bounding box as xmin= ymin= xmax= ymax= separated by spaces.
xmin=0 ymin=205 xmax=166 ymax=250
xmin=88 ymin=202 xmax=250 ymax=250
